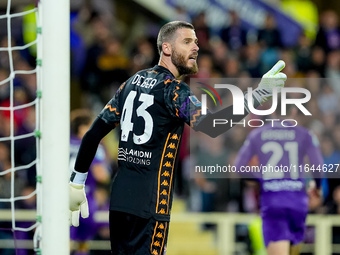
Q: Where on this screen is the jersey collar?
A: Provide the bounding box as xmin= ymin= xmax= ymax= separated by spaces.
xmin=153 ymin=65 xmax=175 ymax=79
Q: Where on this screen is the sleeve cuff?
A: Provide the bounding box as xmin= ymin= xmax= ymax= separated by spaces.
xmin=70 ymin=170 xmax=88 ymax=185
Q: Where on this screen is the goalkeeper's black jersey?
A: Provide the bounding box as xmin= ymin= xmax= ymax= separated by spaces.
xmin=98 ymin=65 xmax=206 ymax=221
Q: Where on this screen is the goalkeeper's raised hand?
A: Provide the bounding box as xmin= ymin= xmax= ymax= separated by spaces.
xmin=69 ymin=170 xmax=89 ymax=227
xmin=252 ymin=60 xmax=287 ymax=104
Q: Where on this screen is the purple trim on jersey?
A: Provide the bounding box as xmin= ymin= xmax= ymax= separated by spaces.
xmin=179 ymin=97 xmax=190 ymax=118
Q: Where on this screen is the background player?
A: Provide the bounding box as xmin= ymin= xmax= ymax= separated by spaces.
xmin=234 ymin=109 xmax=323 ymax=255
xmin=69 ymin=109 xmax=111 ymax=255
xmin=69 ymin=21 xmax=287 ymax=254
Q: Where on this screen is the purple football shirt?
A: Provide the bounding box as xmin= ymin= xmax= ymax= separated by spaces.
xmin=235 ymin=122 xmax=323 ymax=211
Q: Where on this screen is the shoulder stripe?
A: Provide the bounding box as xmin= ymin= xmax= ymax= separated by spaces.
xmin=104 ymin=105 xmax=120 ymax=115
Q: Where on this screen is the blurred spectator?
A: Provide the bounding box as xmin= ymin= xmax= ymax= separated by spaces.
xmin=70 ymin=11 xmax=87 ymax=78
xmin=321 ymin=112 xmax=337 ymax=133
xmin=14 ymin=59 xmax=37 ymax=101
xmin=194 ymin=134 xmax=231 ymax=209
xmin=0 ymin=68 xmax=9 ymax=102
xmin=130 ymin=36 xmax=157 ymax=74
xmin=15 ymin=106 xmax=36 ymax=187
xmin=0 ymin=87 xmax=30 ymax=128
xmin=0 ymin=142 xmax=11 ymax=174
xmin=193 ymin=135 xmax=230 ymax=229
xmin=192 ymin=12 xmax=210 ymax=51
xmin=210 ymin=39 xmax=229 ymax=74
xmin=220 ymin=11 xmax=247 ymax=52
xmin=324 ymin=185 xmax=340 ymax=244
xmin=225 ymin=125 xmax=247 ymax=151
xmin=243 ymin=43 xmax=262 ymax=78
xmin=310 ymin=46 xmax=326 ymax=77
xmin=318 ymin=84 xmax=339 ymax=114
xmin=325 ymin=50 xmax=340 ymax=96
xmin=0 ymin=36 xmax=22 ymax=70
xmin=0 ymin=113 xmax=12 ymax=138
xmin=0 ymin=142 xmax=27 ymax=209
xmin=259 ymin=47 xmax=280 ymax=76
xmin=80 ymin=23 xmax=130 ymax=108
xmin=256 ymin=14 xmax=283 ymax=75
xmin=223 ymin=55 xmax=241 ymax=77
xmin=333 ymin=125 xmax=340 ymax=151
xmin=257 ymin=14 xmax=282 ymax=49
xmin=306 ymin=98 xmax=321 ymax=123
xmin=194 ymin=53 xmax=214 ymax=78
xmin=173 ymin=5 xmax=191 ymax=23
xmin=71 ymin=0 xmax=116 ymax=47
xmin=326 ymin=186 xmax=340 ymax=214
xmin=294 ymin=33 xmax=313 ymax=74
xmin=315 ymin=10 xmax=340 ymax=53
xmin=96 ymin=36 xmax=130 ymax=102
xmin=320 ymin=134 xmax=340 ymax=204
xmin=79 ymin=14 xmax=112 ymax=97
xmin=305 ymin=70 xmax=321 ymax=95
xmin=279 ymin=49 xmax=298 ymax=78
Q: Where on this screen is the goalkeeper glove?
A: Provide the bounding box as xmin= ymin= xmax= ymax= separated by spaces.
xmin=69 ymin=170 xmax=89 ymax=227
xmin=252 ymin=60 xmax=287 ymax=104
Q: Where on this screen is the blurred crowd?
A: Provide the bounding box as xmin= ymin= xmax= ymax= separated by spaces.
xmin=0 ymin=0 xmax=340 ymax=254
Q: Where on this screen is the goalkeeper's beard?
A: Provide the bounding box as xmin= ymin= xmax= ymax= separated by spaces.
xmin=171 ymin=49 xmax=198 ymax=76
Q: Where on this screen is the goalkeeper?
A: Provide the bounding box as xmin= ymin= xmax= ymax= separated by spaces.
xmin=69 ymin=21 xmax=286 ymax=255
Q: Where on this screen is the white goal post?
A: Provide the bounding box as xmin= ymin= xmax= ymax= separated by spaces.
xmin=40 ymin=0 xmax=70 ymax=254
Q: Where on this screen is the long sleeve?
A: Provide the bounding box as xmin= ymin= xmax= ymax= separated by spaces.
xmin=74 ymin=117 xmax=114 ymax=173
xmin=164 ymin=79 xmax=260 ymax=138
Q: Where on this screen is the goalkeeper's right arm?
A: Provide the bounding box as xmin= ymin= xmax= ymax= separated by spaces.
xmin=69 ymin=117 xmax=114 ymax=227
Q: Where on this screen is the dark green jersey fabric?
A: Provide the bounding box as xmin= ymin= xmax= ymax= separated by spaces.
xmin=98 ymin=65 xmax=206 ymax=221
xmin=76 ymin=65 xmax=251 ymax=221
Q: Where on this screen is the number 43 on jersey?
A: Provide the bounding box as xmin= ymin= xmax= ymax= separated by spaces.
xmin=120 ymin=91 xmax=154 ymax=145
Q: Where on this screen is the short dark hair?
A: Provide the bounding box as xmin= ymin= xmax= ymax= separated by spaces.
xmin=70 ymin=109 xmax=93 ymax=136
xmin=157 ymin=21 xmax=194 ymax=55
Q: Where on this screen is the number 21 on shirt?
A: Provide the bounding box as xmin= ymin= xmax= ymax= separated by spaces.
xmin=261 ymin=141 xmax=299 ymax=180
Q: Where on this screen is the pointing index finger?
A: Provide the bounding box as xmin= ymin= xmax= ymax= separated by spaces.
xmin=268 ymin=60 xmax=285 ymax=75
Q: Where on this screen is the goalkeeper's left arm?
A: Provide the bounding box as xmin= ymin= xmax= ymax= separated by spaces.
xmin=194 ymin=60 xmax=286 ymax=137
xmin=69 ymin=117 xmax=114 ymax=227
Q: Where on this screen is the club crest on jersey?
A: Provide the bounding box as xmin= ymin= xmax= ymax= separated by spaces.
xmin=189 ymin=95 xmax=201 ymax=107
